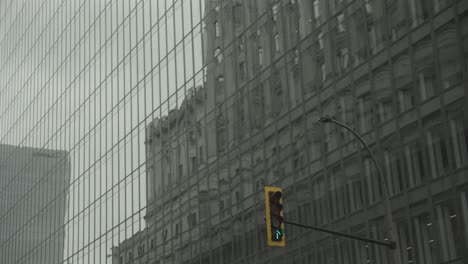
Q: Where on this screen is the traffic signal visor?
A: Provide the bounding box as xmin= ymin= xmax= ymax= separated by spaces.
xmin=264 ymin=186 xmax=285 ymax=247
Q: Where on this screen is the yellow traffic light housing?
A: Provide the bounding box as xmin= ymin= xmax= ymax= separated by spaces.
xmin=264 ymin=186 xmax=285 ymax=247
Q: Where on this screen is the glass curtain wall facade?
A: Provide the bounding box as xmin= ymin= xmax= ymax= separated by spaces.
xmin=0 ymin=0 xmax=468 ymax=263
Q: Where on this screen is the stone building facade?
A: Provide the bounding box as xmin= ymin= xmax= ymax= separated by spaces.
xmin=113 ymin=0 xmax=468 ymax=263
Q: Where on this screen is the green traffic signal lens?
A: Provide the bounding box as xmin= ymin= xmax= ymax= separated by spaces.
xmin=272 ymin=229 xmax=283 ymax=241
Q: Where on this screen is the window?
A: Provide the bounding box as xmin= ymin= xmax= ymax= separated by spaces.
xmin=238 ymin=35 xmax=245 ymax=52
xmin=335 ymin=239 xmax=351 ymax=263
xmin=352 ymin=229 xmax=370 ymax=263
xmin=298 ymin=14 xmax=306 ymax=38
xmin=214 ymin=21 xmax=221 ymax=37
xmin=216 ymin=75 xmax=224 ymax=97
xmin=412 ymin=213 xmax=436 ymax=263
xmin=175 ymin=222 xmax=180 ymax=236
xmin=336 ymin=48 xmax=349 ymax=75
xmin=409 ymin=0 xmax=431 ymax=27
xmin=251 ymin=85 xmax=264 ymax=129
xmin=338 ymin=91 xmax=353 ymax=126
xmin=383 ymin=147 xmax=403 ymax=196
xmin=233 ymin=3 xmax=242 ymax=26
xmin=364 ymin=156 xmax=381 ymax=203
xmin=178 ymin=164 xmax=183 ymax=180
xmin=386 ymin=0 xmax=409 ymax=41
xmin=138 ymin=245 xmax=144 ymax=256
xmin=345 ymin=157 xmax=363 ymax=212
xmin=464 ymin=18 xmax=468 ymax=68
xmin=417 ymin=70 xmax=434 ymax=101
xmin=337 ymin=13 xmax=345 ymax=32
xmin=414 ymin=38 xmax=435 ymax=101
xmin=274 ymin=33 xmax=280 ymax=53
xmin=426 ymin=123 xmax=450 ymax=178
xmin=239 ymin=61 xmax=246 ymax=80
xmin=368 ymin=22 xmax=380 ymax=54
xmin=355 ymin=84 xmax=373 ymax=133
xmin=188 ymin=212 xmax=197 ymax=228
xmin=402 ymin=133 xmax=425 ymax=187
xmin=337 ymin=90 xmax=354 ymax=151
xmin=216 ymin=113 xmax=227 ymax=153
xmin=293 ymin=157 xmax=300 ymax=171
xmin=199 ymin=146 xmax=204 ymax=163
xmin=368 ymin=220 xmax=387 ymax=263
xmin=272 ymin=83 xmax=283 ymax=116
xmin=329 ymin=165 xmax=346 ymax=219
xmin=214 ymin=47 xmax=222 ymax=63
xmin=320 ymin=63 xmax=326 ymax=82
xmin=323 ymin=122 xmax=337 ymax=153
xmin=197 ymin=122 xmax=202 ymax=136
xmin=393 ymin=53 xmax=414 ymax=112
xmin=436 ymin=22 xmax=462 ymax=89
xmin=322 ymin=99 xmax=337 ymax=152
xmin=313 ymin=0 xmax=320 ymax=22
xmin=312 ymin=176 xmax=327 ymax=225
xmin=272 ymin=3 xmax=279 ymax=22
xmin=258 ymin=47 xmax=263 ymax=66
xmin=433 ymin=0 xmax=453 ymax=13
xmin=350 ymin=9 xmax=368 ymax=65
xmin=448 ymin=116 xmax=468 ymax=168
xmin=237 ymin=94 xmax=247 ymax=133
xmin=307 ymin=110 xmax=322 ymax=161
xmin=435 ymin=200 xmax=464 ymax=261
xmin=294 ymin=49 xmax=300 ymax=65
xmin=397 ymin=220 xmax=414 ymax=263
xmin=461 ymin=191 xmax=468 ymax=244
xmin=374 ymin=66 xmax=393 ymax=124
xmin=317 ymin=31 xmax=324 ymax=50
xmin=364 ymin=0 xmax=373 ymax=14
xmin=365 ymin=0 xmax=384 ymax=54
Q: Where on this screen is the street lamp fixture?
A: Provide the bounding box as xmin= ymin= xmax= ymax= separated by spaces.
xmin=318 ymin=116 xmax=332 ymax=123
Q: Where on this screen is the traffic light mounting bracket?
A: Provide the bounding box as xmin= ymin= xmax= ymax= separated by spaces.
xmin=283 ymin=220 xmax=396 ymax=249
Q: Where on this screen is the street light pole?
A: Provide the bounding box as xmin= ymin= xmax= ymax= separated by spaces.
xmin=318 ymin=116 xmax=397 ymax=251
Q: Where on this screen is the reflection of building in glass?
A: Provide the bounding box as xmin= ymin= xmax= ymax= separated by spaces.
xmin=114 ymin=0 xmax=468 ymax=263
xmin=0 ymin=144 xmax=70 ymax=263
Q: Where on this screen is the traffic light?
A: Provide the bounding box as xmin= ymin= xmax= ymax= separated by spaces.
xmin=264 ymin=186 xmax=285 ymax=247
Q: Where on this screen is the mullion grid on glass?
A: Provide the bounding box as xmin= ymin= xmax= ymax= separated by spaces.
xmin=1 ymin=0 xmax=468 ymax=263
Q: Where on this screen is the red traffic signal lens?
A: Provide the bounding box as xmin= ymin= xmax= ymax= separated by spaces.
xmin=271 ymin=191 xmax=282 ymax=203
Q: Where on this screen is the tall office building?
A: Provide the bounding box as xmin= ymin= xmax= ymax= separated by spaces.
xmin=0 ymin=145 xmax=70 ymax=263
xmin=2 ymin=0 xmax=468 ymax=263
xmin=112 ymin=0 xmax=468 ymax=263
